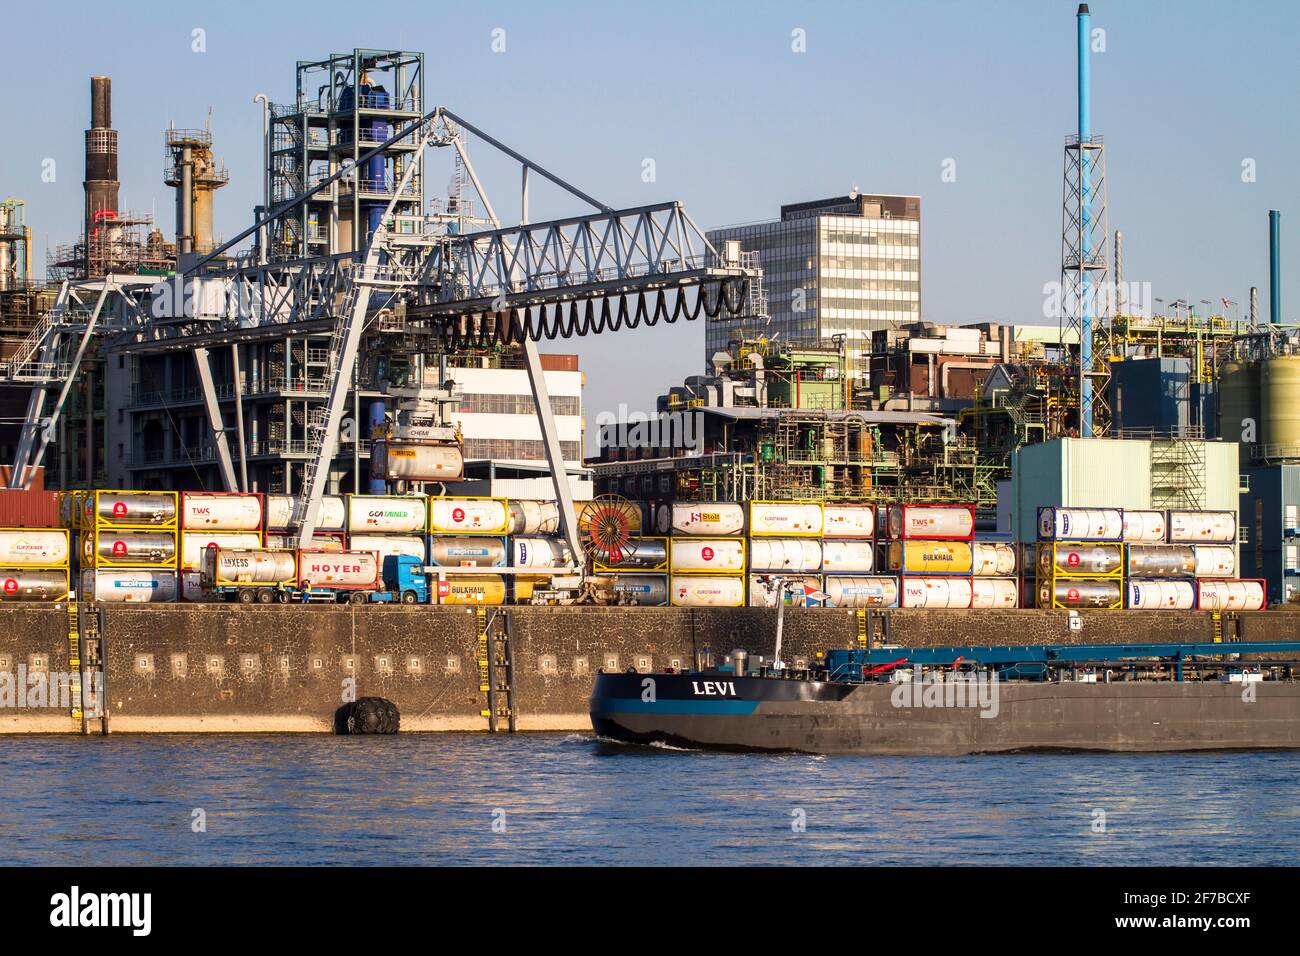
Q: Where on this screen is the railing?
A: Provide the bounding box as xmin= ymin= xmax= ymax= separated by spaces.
xmin=129 ymin=376 xmax=330 ymax=407
xmin=125 ymin=438 xmax=372 ymax=468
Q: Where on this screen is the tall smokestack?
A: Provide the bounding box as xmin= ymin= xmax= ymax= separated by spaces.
xmin=84 ymin=76 xmax=120 ymax=274
xmin=1270 ymin=210 xmax=1281 ymax=325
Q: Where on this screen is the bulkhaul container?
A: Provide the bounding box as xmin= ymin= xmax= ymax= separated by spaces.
xmin=669 ymin=538 xmax=746 ymax=573
xmin=85 ymin=491 xmax=177 ymax=528
xmin=887 ymin=504 xmax=975 ymax=541
xmin=749 ymin=502 xmax=824 ymax=537
xmin=1122 ymin=510 xmax=1167 ymax=542
xmin=972 ymin=542 xmax=1017 ymax=577
xmin=1038 ymin=579 xmax=1123 ymax=609
xmin=1125 ymin=544 xmax=1195 ymax=578
xmin=747 ymin=574 xmax=823 ymax=608
xmin=1125 ymin=579 xmax=1195 ymax=609
xmin=182 ymin=493 xmax=264 ymax=531
xmin=591 ymin=574 xmax=669 ymax=607
xmin=0 ymin=529 xmax=70 ymax=566
xmin=427 ymin=536 xmax=507 ymax=569
xmin=297 ymin=550 xmax=381 ymax=590
xmin=371 ymin=441 xmax=465 ymax=482
xmin=1037 ymin=542 xmax=1123 ymax=576
xmin=887 ymin=540 xmax=974 ymax=575
xmin=823 ymin=575 xmax=899 ymax=608
xmin=899 ymin=577 xmax=972 ymax=609
xmin=83 ymin=531 xmax=177 ymax=568
xmin=820 ymin=539 xmax=875 ymax=573
xmin=1167 ymin=510 xmax=1237 ymax=544
xmin=971 ymin=577 xmax=1019 ymax=609
xmin=594 ymin=537 xmax=668 ymax=572
xmin=346 ymin=534 xmax=426 ymax=565
xmin=822 ymin=504 xmax=876 ymax=539
xmin=1193 ymin=544 xmax=1236 ymax=578
xmin=264 ymin=495 xmax=345 ymax=532
xmin=180 ymin=532 xmax=263 ymax=571
xmin=200 ymin=548 xmax=297 ymax=587
xmin=0 ymin=569 xmax=69 ymax=601
xmin=426 ymin=497 xmax=506 ymax=535
xmin=81 ymin=569 xmax=177 ymax=603
xmin=1038 ymin=507 xmax=1124 ymax=542
xmin=670 ymin=575 xmax=745 ymax=607
xmin=507 ymin=500 xmax=560 ymax=535
xmin=349 ymin=495 xmax=429 ymax=534
xmin=512 ymin=537 xmax=577 ymax=570
xmin=1196 ymin=579 xmax=1265 ymax=611
xmin=439 ymin=574 xmax=507 ymax=606
xmin=748 ymin=538 xmax=823 ymax=572
xmin=265 ymin=533 xmax=345 ymax=551
xmin=661 ymin=502 xmax=745 ymax=536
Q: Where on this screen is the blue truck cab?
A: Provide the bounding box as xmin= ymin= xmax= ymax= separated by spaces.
xmin=369 ymin=555 xmax=428 ymax=604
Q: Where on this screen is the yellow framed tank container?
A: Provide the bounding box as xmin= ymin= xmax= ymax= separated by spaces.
xmin=83 ymin=490 xmax=180 ymax=531
xmin=426 ymin=496 xmax=509 ymax=535
xmin=81 ymin=529 xmax=179 ymax=570
xmin=1035 ymin=542 xmax=1124 ymax=579
xmin=0 ymin=566 xmax=70 ymax=602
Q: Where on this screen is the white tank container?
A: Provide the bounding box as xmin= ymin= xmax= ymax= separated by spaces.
xmin=507 ymin=500 xmax=560 ymax=535
xmin=972 ymin=542 xmax=1017 ymax=576
xmin=749 ymin=502 xmax=824 ymax=537
xmin=0 ymin=529 xmax=70 ymax=566
xmin=264 ymin=533 xmax=345 ymax=551
xmin=1038 ymin=507 xmax=1124 ymax=541
xmin=180 ymin=532 xmax=264 ymax=571
xmin=970 ymin=577 xmax=1019 ymax=609
xmin=87 ymin=492 xmax=177 ymax=527
xmin=84 ymin=531 xmax=176 ymax=567
xmin=1196 ymin=579 xmax=1264 ymax=611
xmin=1125 ymin=579 xmax=1195 ymax=609
xmin=373 ymin=442 xmax=465 ymax=481
xmin=1167 ymin=510 xmax=1237 ymax=543
xmin=820 ymin=539 xmax=875 ymax=573
xmin=349 ymin=495 xmax=429 ymax=534
xmin=887 ymin=504 xmax=974 ymax=540
xmin=346 ymin=534 xmax=426 ymax=566
xmin=512 ymin=537 xmax=577 ymax=570
xmin=0 ymin=569 xmax=68 ymax=601
xmin=748 ymin=574 xmax=823 ymax=608
xmin=427 ymin=536 xmax=507 ymax=569
xmin=748 ymin=538 xmax=823 ymax=572
xmin=81 ymin=569 xmax=178 ymax=603
xmin=822 ymin=504 xmax=876 ymax=539
xmin=664 ymin=502 xmax=745 ymax=536
xmin=670 ymin=575 xmax=745 ymax=607
xmin=297 ymin=550 xmax=381 ymax=589
xmin=182 ymin=493 xmax=264 ymax=531
xmin=180 ymin=571 xmax=210 ymax=603
xmin=1122 ymin=510 xmax=1167 ymax=542
xmin=899 ymin=576 xmax=973 ymax=608
xmin=670 ymin=537 xmax=746 ymax=573
xmin=1192 ymin=545 xmax=1237 ymax=578
xmin=202 ymin=548 xmax=297 ymax=586
xmin=264 ymin=495 xmax=346 ymax=532
xmin=823 ymin=575 xmax=899 ymax=608
xmin=426 ymin=497 xmax=507 ymax=535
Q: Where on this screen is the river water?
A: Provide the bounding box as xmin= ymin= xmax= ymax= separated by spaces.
xmin=0 ymin=735 xmax=1295 ymax=865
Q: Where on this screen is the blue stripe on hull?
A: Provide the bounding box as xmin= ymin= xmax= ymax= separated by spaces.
xmin=595 ymin=698 xmax=759 ymax=716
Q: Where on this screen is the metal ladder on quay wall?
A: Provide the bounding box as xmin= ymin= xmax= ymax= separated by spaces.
xmin=477 ymin=608 xmax=516 ymax=733
xmin=67 ymin=601 xmax=108 ymax=734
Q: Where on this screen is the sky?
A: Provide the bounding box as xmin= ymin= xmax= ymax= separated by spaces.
xmin=1 ymin=0 xmax=1296 ymax=430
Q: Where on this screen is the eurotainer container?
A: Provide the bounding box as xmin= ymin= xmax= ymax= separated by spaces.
xmin=822 ymin=504 xmax=876 ymax=539
xmin=899 ymin=576 xmax=972 ymax=608
xmin=349 ymin=494 xmax=429 ymax=534
xmin=748 ymin=501 xmax=824 ymax=537
xmin=0 ymin=528 xmax=70 ymax=566
xmin=886 ymin=504 xmax=975 ymax=541
xmin=1037 ymin=507 xmax=1124 ymax=541
xmin=658 ymin=502 xmax=745 ymax=536
xmin=820 ymin=539 xmax=875 ymax=573
xmin=822 ymin=575 xmax=899 ymax=608
xmin=1125 ymin=579 xmax=1196 ymax=609
xmin=669 ymin=537 xmax=746 ymax=573
xmin=1195 ymin=579 xmax=1265 ymax=611
xmin=181 ymin=492 xmax=264 ymax=532
xmin=747 ymin=538 xmax=823 ymax=572
xmin=426 ymin=496 xmax=507 ymax=535
xmin=669 ymin=575 xmax=745 ymax=607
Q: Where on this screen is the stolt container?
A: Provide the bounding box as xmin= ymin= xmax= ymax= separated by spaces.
xmin=820 ymin=539 xmax=875 ymax=573
xmin=180 ymin=532 xmax=264 ymax=571
xmin=749 ymin=501 xmax=824 ymax=537
xmin=0 ymin=529 xmax=70 ymax=567
xmin=1037 ymin=579 xmax=1123 ymax=610
xmin=590 ymin=574 xmax=668 ymax=607
xmin=594 ymin=536 xmax=668 ymax=572
xmin=85 ymin=491 xmax=178 ymax=529
xmin=438 ymin=574 xmax=507 ymax=606
xmin=0 ymin=569 xmax=69 ymax=602
xmin=1122 ymin=510 xmax=1167 ymax=542
xmin=1166 ymin=510 xmax=1237 ymax=544
xmin=669 ymin=537 xmax=746 ymax=573
xmin=511 ymin=537 xmax=577 ymax=570
xmin=970 ymin=577 xmax=1019 ymax=609
xmin=297 ymin=550 xmax=381 ymax=590
xmin=822 ymin=575 xmax=899 ymax=608
xmin=1125 ymin=579 xmax=1195 ymax=609
xmin=887 ymin=504 xmax=975 ymax=541
xmin=427 ymin=536 xmax=507 ymax=569
xmin=887 ymin=540 xmax=974 ymax=575
xmin=972 ymin=542 xmax=1017 ymax=577
xmin=348 ymin=495 xmax=429 ymax=534
xmin=748 ymin=538 xmax=823 ymax=572
xmin=264 ymin=495 xmax=346 ymax=532
xmin=181 ymin=492 xmax=264 ymax=532
xmin=1125 ymin=544 xmax=1196 ymax=578
xmin=426 ymin=497 xmax=507 ymax=535
xmin=660 ymin=502 xmax=745 ymax=536
xmin=83 ymin=530 xmax=177 ymax=568
xmin=1195 ymin=579 xmax=1265 ymax=611
xmin=265 ymin=532 xmax=346 ymax=551
xmin=371 ymin=441 xmax=465 ymax=482
xmin=1036 ymin=542 xmax=1124 ymax=577
xmin=346 ymin=534 xmax=426 ymax=566
xmin=899 ymin=576 xmax=973 ymax=608
xmin=1038 ymin=507 xmax=1124 ymax=542
xmin=1192 ymin=544 xmax=1236 ymax=578
xmin=669 ymin=575 xmax=745 ymax=607
xmin=507 ymin=500 xmax=560 ymax=535
xmin=200 ymin=548 xmax=297 ymax=588
xmin=80 ymin=569 xmax=178 ymax=603
xmin=822 ymin=504 xmax=876 ymax=539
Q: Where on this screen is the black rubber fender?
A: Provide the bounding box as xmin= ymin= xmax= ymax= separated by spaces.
xmin=334 ymin=697 xmax=400 ymax=735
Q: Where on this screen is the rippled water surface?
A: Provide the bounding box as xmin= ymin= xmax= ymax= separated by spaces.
xmin=0 ymin=734 xmax=1296 ymax=865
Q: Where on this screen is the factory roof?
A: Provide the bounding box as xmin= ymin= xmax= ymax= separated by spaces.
xmin=700 ymin=407 xmax=954 ymax=426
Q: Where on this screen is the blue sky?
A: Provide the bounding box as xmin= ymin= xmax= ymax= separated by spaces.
xmin=1 ymin=0 xmax=1295 ymax=422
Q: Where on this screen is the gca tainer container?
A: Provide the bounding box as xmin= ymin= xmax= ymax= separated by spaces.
xmin=670 ymin=575 xmax=745 ymax=607
xmin=669 ymin=538 xmax=746 ymax=573
xmin=887 ymin=504 xmax=975 ymax=541
xmin=748 ymin=538 xmax=823 ymax=572
xmin=822 ymin=575 xmax=899 ymax=608
xmin=348 ymin=495 xmax=429 ymax=534
xmin=1126 ymin=579 xmax=1196 ymax=609
xmin=1196 ymin=579 xmax=1265 ymax=611
xmin=0 ymin=569 xmax=69 ymax=601
xmin=899 ymin=576 xmax=972 ymax=608
xmin=659 ymin=502 xmax=745 ymax=536
xmin=749 ymin=501 xmax=824 ymax=537
xmin=1038 ymin=507 xmax=1124 ymax=541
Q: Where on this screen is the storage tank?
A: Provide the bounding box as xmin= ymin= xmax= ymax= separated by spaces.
xmin=823 ymin=575 xmax=899 ymax=608
xmin=820 ymin=539 xmax=875 ymax=573
xmin=590 ymin=574 xmax=669 ymax=606
xmin=669 ymin=537 xmax=746 ymax=573
xmin=0 ymin=569 xmax=68 ymax=601
xmin=1261 ymin=355 xmax=1300 ymax=452
xmin=899 ymin=577 xmax=972 ymax=608
xmin=371 ymin=441 xmax=465 ymax=481
xmin=970 ymin=577 xmax=1019 ymax=609
xmin=749 ymin=502 xmax=824 ymax=537
xmin=822 ymin=504 xmax=876 ymax=539
xmin=1217 ymin=359 xmax=1259 ymax=456
xmin=265 ymin=532 xmax=345 ymax=551
xmin=1125 ymin=544 xmax=1196 ymax=578
xmin=346 ymin=534 xmax=426 ymax=565
xmin=0 ymin=529 xmax=70 ymax=566
xmin=1192 ymin=544 xmax=1236 ymax=578
xmin=349 ymin=495 xmax=429 ymax=534
xmin=972 ymin=542 xmax=1017 ymax=576
xmin=201 ymin=548 xmax=297 ymax=587
xmin=426 ymin=497 xmax=507 ymax=535
xmin=180 ymin=571 xmax=210 ymax=603
xmin=427 ymin=536 xmax=507 ymax=569
xmin=182 ymin=492 xmax=264 ymax=531
xmin=660 ymin=502 xmax=745 ymax=536
xmin=1196 ymin=579 xmax=1265 ymax=611
xmin=81 ymin=569 xmax=178 ymax=603
xmin=264 ymin=495 xmax=345 ymax=531
xmin=669 ymin=575 xmax=745 ymax=607
xmin=179 ymin=532 xmax=263 ymax=570
xmin=511 ymin=537 xmax=577 ymax=570
xmin=594 ymin=537 xmax=668 ymax=572
xmin=1037 ymin=507 xmax=1124 ymax=541
xmin=1166 ymin=510 xmax=1237 ymax=543
xmin=1121 ymin=510 xmax=1167 ymax=542
xmin=1037 ymin=542 xmax=1123 ymax=576
xmin=86 ymin=491 xmax=177 ymax=528
xmin=748 ymin=538 xmax=823 ymax=572
xmin=1038 ymin=579 xmax=1123 ymax=609
xmin=439 ymin=574 xmax=507 ymax=606
xmin=748 ymin=574 xmax=823 ymax=607
xmin=507 ymin=500 xmax=560 ymax=535
xmin=297 ymin=550 xmax=381 ymax=589
xmin=83 ymin=531 xmax=177 ymax=568
xmin=886 ymin=504 xmax=975 ymax=540
xmin=887 ymin=540 xmax=974 ymax=575
xmin=1125 ymin=579 xmax=1195 ymax=609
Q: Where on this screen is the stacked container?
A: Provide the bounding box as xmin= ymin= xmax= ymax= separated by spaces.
xmin=1035 ymin=507 xmax=1124 ymax=609
xmin=0 ymin=527 xmax=71 ymax=602
xmin=820 ymin=503 xmax=892 ymax=607
xmin=1164 ymin=509 xmax=1263 ymax=610
xmin=1122 ymin=509 xmax=1194 ymax=609
xmin=426 ymin=496 xmax=508 ymax=606
xmin=177 ymin=493 xmax=264 ymax=602
xmin=593 ymin=534 xmax=668 ymax=606
xmin=80 ymin=491 xmax=181 ymax=603
xmin=667 ymin=502 xmax=746 ymax=607
xmin=884 ymin=503 xmax=977 ymax=608
xmin=747 ymin=501 xmax=824 ymax=607
xmin=263 ymin=494 xmax=348 ymax=551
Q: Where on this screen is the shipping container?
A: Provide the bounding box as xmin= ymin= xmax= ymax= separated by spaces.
xmin=1192 ymin=544 xmax=1237 ymax=578
xmin=886 ymin=540 xmax=973 ymax=575
xmin=371 ymin=441 xmax=465 ymax=482
xmin=1195 ymin=579 xmax=1266 ymax=611
xmin=1122 ymin=510 xmax=1167 ymax=542
xmin=426 ymin=496 xmax=507 ymax=535
xmin=0 ymin=489 xmax=60 ymax=529
xmin=181 ymin=492 xmax=264 ymax=532
xmin=297 ymin=550 xmax=382 ymax=590
xmin=180 ymin=571 xmax=210 ymax=603
xmin=658 ymin=502 xmax=745 ymax=536
xmin=199 ymin=548 xmax=298 ymax=588
xmin=81 ymin=530 xmax=177 ymax=569
xmin=820 ymin=539 xmax=876 ymax=573
xmin=748 ymin=537 xmax=823 ymax=572
xmin=822 ymin=504 xmax=876 ymax=539
xmin=511 ymin=536 xmax=577 ymax=570
xmin=886 ymin=503 xmax=975 ymax=541
xmin=1037 ymin=507 xmax=1124 ymax=541
xmin=346 ymin=534 xmax=427 ymax=566
xmin=1125 ymin=544 xmax=1196 ymax=578
xmin=669 ymin=575 xmax=745 ymax=607
xmin=438 ymin=574 xmax=507 ymax=606
xmin=0 ymin=568 xmax=69 ymax=602
xmin=80 ymin=569 xmax=178 ymax=603
xmin=1167 ymin=510 xmax=1237 ymax=544
xmin=348 ymin=494 xmax=430 ymax=534
xmin=264 ymin=495 xmax=346 ymax=532
xmin=507 ymin=500 xmax=560 ymax=535
xmin=83 ymin=490 xmax=178 ymax=529
xmin=1037 ymin=579 xmax=1123 ymax=610
xmin=899 ymin=576 xmax=973 ymax=609
xmin=593 ymin=536 xmax=668 ymax=572
xmin=1036 ymin=542 xmax=1124 ymax=578
xmin=972 ymin=541 xmax=1017 ymax=576
xmin=749 ymin=501 xmax=824 ymax=537
xmin=427 ymin=536 xmax=508 ymax=569
xmin=1125 ymin=579 xmax=1196 ymax=609
xmin=264 ymin=532 xmax=346 ymax=551
xmin=0 ymin=528 xmax=70 ymax=567
xmin=970 ymin=577 xmax=1020 ymax=609
xmin=669 ymin=537 xmax=746 ymax=573
xmin=589 ymin=574 xmax=669 ymax=607
xmin=822 ymin=575 xmax=899 ymax=608
xmin=748 ymin=574 xmax=823 ymax=607
xmin=179 ymin=531 xmax=264 ymax=571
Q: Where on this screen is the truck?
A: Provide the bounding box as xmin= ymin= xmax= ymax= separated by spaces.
xmin=200 ymin=547 xmax=428 ymax=605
